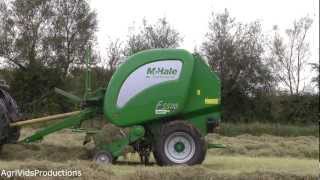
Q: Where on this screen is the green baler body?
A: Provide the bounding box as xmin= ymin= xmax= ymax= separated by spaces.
xmin=104 ymin=49 xmax=220 ymax=129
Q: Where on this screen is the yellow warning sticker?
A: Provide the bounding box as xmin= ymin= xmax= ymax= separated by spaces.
xmin=197 ymin=90 xmax=201 ymax=95
xmin=205 ymin=98 xmax=219 ymax=105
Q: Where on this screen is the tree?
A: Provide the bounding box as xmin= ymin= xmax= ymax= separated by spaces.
xmin=105 ymin=40 xmax=123 ymax=73
xmin=0 ymin=0 xmax=97 ymax=115
xmin=101 ymin=18 xmax=182 ymax=79
xmin=125 ymin=18 xmax=183 ymax=55
xmin=0 ymin=0 xmax=97 ymax=74
xmin=202 ymin=9 xmax=273 ymax=121
xmin=0 ymin=0 xmax=53 ymax=69
xmin=43 ymin=0 xmax=97 ymax=76
xmin=0 ymin=0 xmax=10 ymax=63
xmin=310 ymin=63 xmax=319 ymax=88
xmin=93 ymin=39 xmax=123 ymax=88
xmin=269 ymin=17 xmax=313 ymax=95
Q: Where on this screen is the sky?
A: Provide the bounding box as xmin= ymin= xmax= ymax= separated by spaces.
xmin=90 ymin=0 xmax=318 ymax=57
xmin=90 ymin=0 xmax=319 ymax=92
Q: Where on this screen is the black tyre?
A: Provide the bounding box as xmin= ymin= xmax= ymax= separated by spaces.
xmin=153 ymin=121 xmax=207 ymax=166
xmin=0 ymin=114 xmax=9 ymax=151
xmin=7 ymin=127 xmax=20 ymax=143
xmin=0 ymin=89 xmax=21 ymax=147
xmin=93 ymin=150 xmax=113 ymax=165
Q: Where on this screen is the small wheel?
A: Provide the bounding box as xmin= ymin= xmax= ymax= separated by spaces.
xmin=93 ymin=151 xmax=113 ymax=165
xmin=153 ymin=121 xmax=207 ymax=166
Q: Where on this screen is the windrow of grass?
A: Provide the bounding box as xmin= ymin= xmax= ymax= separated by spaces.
xmin=2 ymin=127 xmax=317 ymax=162
xmin=219 ymin=122 xmax=318 ymax=137
xmin=0 ymin=156 xmax=317 ymax=180
xmin=206 ymin=134 xmax=318 ymax=159
xmin=0 ymin=128 xmax=318 ymax=180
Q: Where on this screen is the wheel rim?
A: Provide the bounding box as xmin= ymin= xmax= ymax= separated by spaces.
xmin=95 ymin=153 xmax=111 ymax=164
xmin=164 ymin=132 xmax=196 ymax=164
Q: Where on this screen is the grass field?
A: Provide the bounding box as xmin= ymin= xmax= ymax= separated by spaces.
xmin=0 ymin=128 xmax=318 ymax=180
xmin=219 ymin=122 xmax=318 ymax=137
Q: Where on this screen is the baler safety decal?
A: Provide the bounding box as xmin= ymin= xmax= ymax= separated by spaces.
xmin=204 ymin=98 xmax=219 ymax=105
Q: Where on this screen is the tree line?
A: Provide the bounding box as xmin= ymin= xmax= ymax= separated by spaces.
xmin=0 ymin=0 xmax=318 ymax=124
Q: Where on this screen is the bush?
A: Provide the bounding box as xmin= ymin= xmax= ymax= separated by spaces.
xmin=223 ymin=94 xmax=319 ymax=125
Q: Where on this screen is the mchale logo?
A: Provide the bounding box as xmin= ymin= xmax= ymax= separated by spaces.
xmin=147 ymin=67 xmax=177 ymax=76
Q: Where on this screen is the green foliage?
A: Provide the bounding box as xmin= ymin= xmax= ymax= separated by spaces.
xmin=43 ymin=0 xmax=98 ymax=76
xmin=6 ymin=65 xmax=70 ymax=117
xmin=65 ymin=66 xmax=112 ymax=98
xmin=125 ymin=18 xmax=183 ymax=55
xmin=202 ymin=9 xmax=273 ymax=122
xmin=235 ymin=93 xmax=319 ymax=125
xmin=0 ymin=0 xmax=97 ymax=72
xmin=274 ymin=94 xmax=318 ymax=124
xmin=0 ymin=0 xmax=97 ymax=117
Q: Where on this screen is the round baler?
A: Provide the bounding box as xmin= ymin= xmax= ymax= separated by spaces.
xmin=5 ymin=48 xmax=222 ymax=166
xmin=101 ymin=49 xmax=221 ymax=165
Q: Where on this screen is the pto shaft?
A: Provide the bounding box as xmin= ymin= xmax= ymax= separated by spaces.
xmin=10 ymin=111 xmax=81 ymax=127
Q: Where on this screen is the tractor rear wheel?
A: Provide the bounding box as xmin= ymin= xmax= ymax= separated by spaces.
xmin=7 ymin=127 xmax=20 ymax=143
xmin=153 ymin=121 xmax=207 ymax=166
xmin=0 ymin=114 xmax=9 ymax=151
xmin=0 ymin=89 xmax=21 ymax=152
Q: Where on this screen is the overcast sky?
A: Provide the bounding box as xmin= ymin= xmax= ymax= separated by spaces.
xmin=90 ymin=0 xmax=318 ymax=58
xmin=90 ymin=0 xmax=319 ymax=91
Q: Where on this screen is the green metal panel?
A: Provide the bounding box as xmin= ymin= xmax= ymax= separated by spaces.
xmin=183 ymin=54 xmax=221 ymax=135
xmin=84 ymin=48 xmax=92 ymax=99
xmin=104 ymin=49 xmax=195 ymax=127
xmin=54 ymin=88 xmax=82 ymax=103
xmin=182 ymin=54 xmax=220 ymax=114
xmin=207 ymin=143 xmax=226 ymax=149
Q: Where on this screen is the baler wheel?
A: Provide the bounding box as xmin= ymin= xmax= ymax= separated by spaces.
xmin=153 ymin=121 xmax=206 ymax=166
xmin=93 ymin=150 xmax=113 ymax=165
